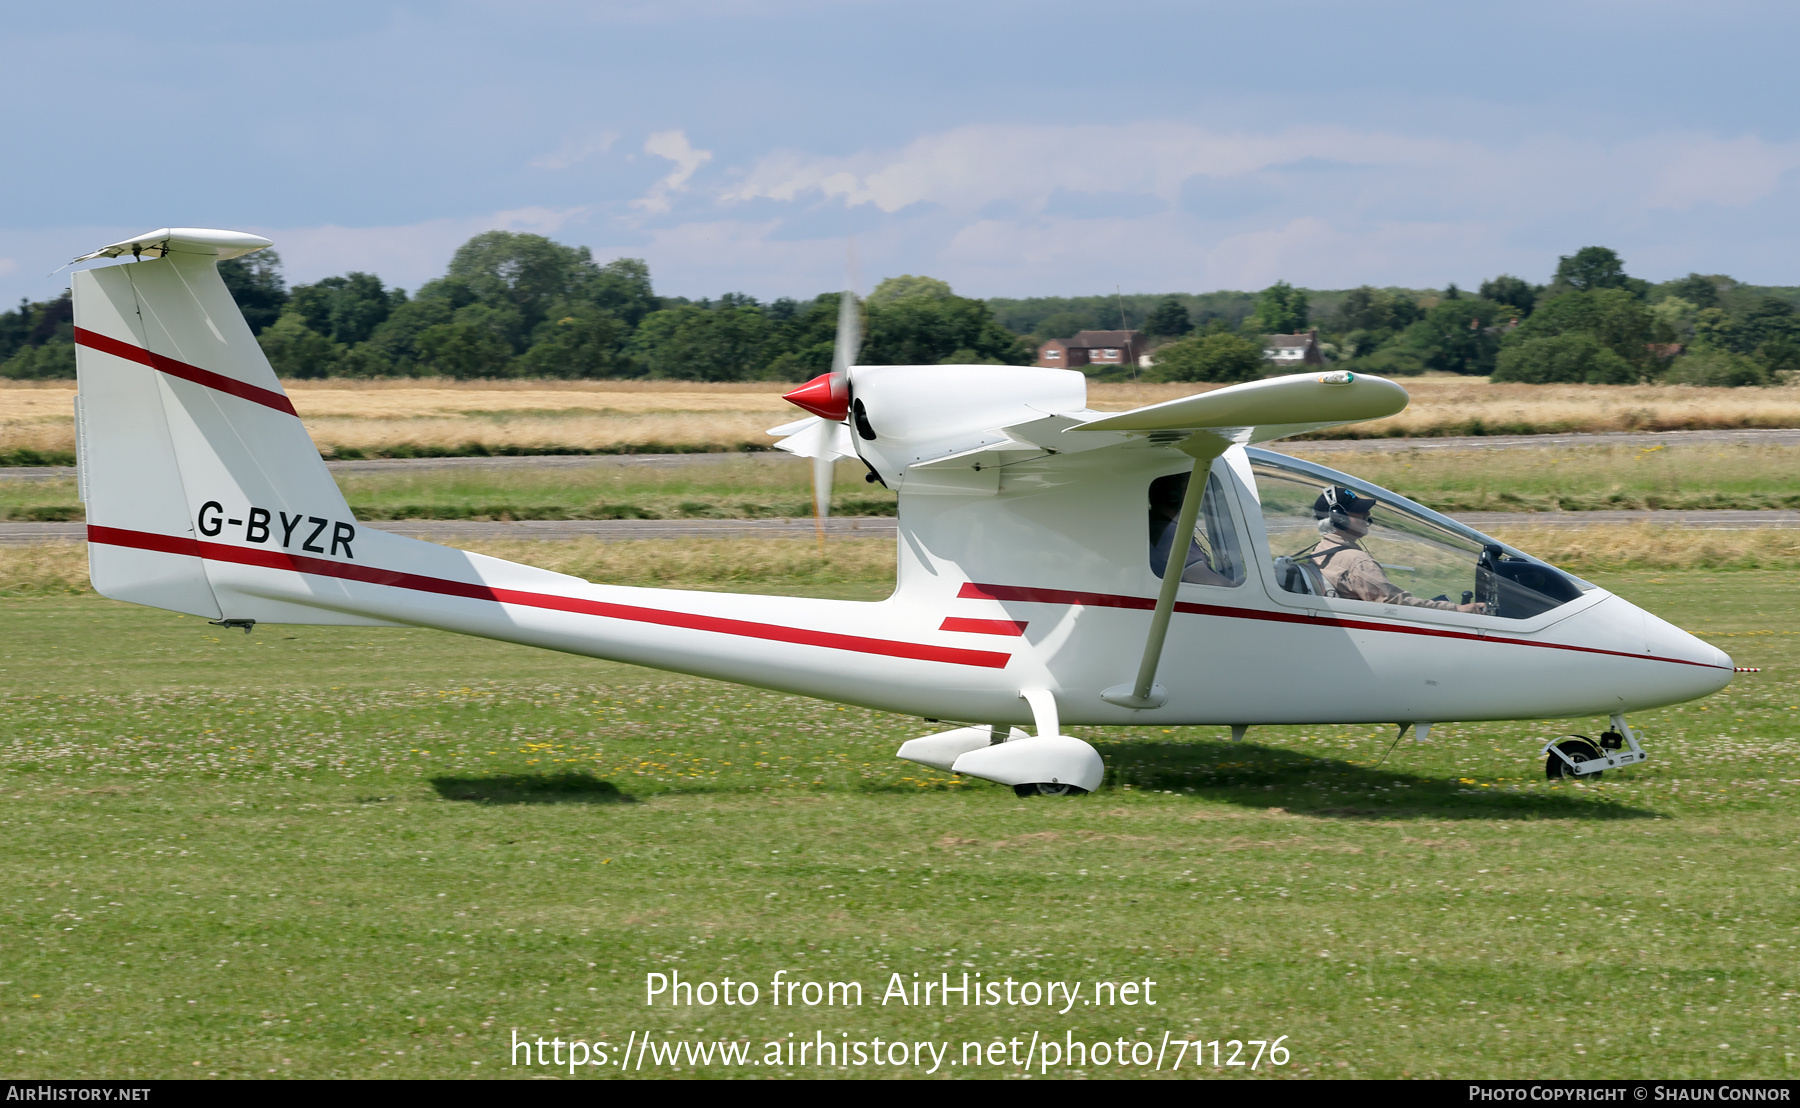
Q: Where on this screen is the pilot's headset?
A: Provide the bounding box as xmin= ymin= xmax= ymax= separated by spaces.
xmin=1313 ymin=486 xmax=1377 ymax=534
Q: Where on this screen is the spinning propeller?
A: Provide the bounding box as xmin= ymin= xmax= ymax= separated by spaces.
xmin=779 ymin=265 xmax=861 ymax=538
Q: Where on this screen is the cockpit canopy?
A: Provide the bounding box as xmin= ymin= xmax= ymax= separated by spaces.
xmin=1244 ymin=449 xmax=1590 ymax=620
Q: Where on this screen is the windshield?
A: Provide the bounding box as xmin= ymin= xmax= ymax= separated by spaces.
xmin=1248 ymin=454 xmax=1588 ymax=620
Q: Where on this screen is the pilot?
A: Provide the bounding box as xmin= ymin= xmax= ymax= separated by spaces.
xmin=1306 ymin=487 xmax=1485 ymax=613
xmin=1148 ymin=473 xmax=1235 ymax=587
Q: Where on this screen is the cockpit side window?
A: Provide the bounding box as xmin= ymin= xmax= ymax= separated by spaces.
xmin=1249 ymin=459 xmax=1583 ymax=619
xmin=1147 ymin=470 xmax=1244 ymax=587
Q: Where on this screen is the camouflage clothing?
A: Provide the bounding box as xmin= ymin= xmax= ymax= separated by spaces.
xmin=1308 ymin=531 xmax=1459 ymax=610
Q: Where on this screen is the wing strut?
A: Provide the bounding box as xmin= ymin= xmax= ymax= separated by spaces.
xmin=1101 ymin=433 xmax=1231 ymax=710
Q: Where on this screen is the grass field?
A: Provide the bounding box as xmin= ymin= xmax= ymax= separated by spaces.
xmin=1284 ymin=441 xmax=1800 ymax=514
xmin=9 ymin=376 xmax=1800 ymax=465
xmin=8 ymin=440 xmax=1800 ymax=523
xmin=0 ymin=457 xmax=896 ymax=523
xmin=1 ymin=548 xmax=1796 ymax=1079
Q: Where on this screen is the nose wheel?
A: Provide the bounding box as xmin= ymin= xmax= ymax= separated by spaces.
xmin=1545 ymin=736 xmax=1604 ymax=779
xmin=1543 ymin=715 xmax=1649 ymax=779
xmin=1014 ymin=782 xmax=1088 ymax=797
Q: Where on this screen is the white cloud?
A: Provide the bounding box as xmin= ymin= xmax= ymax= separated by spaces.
xmin=529 ymin=129 xmax=620 ymax=170
xmin=632 ymin=130 xmax=714 ymax=214
xmin=704 ymin=121 xmax=1800 ymax=293
xmin=725 ymin=122 xmax=1800 ymax=220
xmin=0 ymin=258 xmax=17 ymax=278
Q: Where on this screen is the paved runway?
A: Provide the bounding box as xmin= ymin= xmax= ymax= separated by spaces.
xmin=6 ymin=509 xmax=1798 ymax=545
xmin=7 ymin=426 xmax=1800 ymax=482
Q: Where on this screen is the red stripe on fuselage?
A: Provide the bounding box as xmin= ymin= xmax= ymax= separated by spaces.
xmin=958 ymin=581 xmax=1725 ymax=670
xmin=86 ymin=525 xmax=1012 ymax=670
xmin=939 ymin=617 xmax=1029 ymax=636
xmin=74 ymin=328 xmax=299 ymax=417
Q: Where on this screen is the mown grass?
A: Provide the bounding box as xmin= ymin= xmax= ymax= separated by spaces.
xmin=0 ymin=563 xmax=1796 ymax=1079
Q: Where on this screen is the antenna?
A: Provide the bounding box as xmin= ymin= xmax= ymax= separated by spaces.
xmin=1117 ymin=285 xmax=1135 ymax=381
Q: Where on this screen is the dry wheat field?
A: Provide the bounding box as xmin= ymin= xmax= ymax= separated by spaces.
xmin=7 ymin=375 xmax=1800 ymax=460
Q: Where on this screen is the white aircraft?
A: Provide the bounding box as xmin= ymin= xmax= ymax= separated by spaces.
xmin=66 ymin=229 xmax=1732 ymax=796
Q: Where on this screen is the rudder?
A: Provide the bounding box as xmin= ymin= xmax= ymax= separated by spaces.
xmin=72 ymin=228 xmax=388 ymax=625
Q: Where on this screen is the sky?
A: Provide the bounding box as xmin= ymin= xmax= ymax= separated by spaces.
xmin=6 ymin=0 xmax=1800 ymax=306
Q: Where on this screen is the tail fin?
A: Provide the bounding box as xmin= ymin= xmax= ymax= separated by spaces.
xmin=73 ymin=228 xmax=383 ymax=625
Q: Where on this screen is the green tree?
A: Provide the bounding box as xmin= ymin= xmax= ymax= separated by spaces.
xmin=1333 ymin=286 xmax=1421 ymax=332
xmin=445 ymin=231 xmax=601 ymax=333
xmin=413 ymin=304 xmax=523 ymax=379
xmin=1332 ymin=286 xmax=1423 ymax=358
xmin=1031 ymin=310 xmax=1093 ymax=340
xmin=629 ymin=304 xmax=770 ymax=381
xmin=1650 ymin=296 xmax=1702 ymax=343
xmin=578 ymin=258 xmax=658 ymax=327
xmin=760 ymin=293 xmax=849 ymax=380
xmin=363 ymin=297 xmax=456 ymax=371
xmin=1145 ymin=332 xmax=1264 ymax=383
xmin=1395 ymin=298 xmax=1507 ymax=375
xmin=287 ymin=273 xmax=404 ymax=346
xmin=1492 ymin=333 xmax=1637 ymax=384
xmin=862 ymin=295 xmax=1030 ymax=366
xmin=867 ymin=275 xmax=954 ymax=305
xmin=1145 ymin=296 xmax=1192 ymax=337
xmin=1662 ymin=350 xmax=1769 ymax=387
xmin=1350 ymin=346 xmax=1427 ymax=376
xmin=0 ymin=340 xmax=76 ymax=379
xmin=1662 ymin=273 xmax=1726 ymax=310
xmin=516 ymin=304 xmax=629 ymax=378
xmin=217 ymin=250 xmax=289 ymax=335
xmin=1550 ymin=246 xmax=1648 ymax=298
xmin=1252 ymin=281 xmax=1309 ymax=334
xmin=256 ymin=313 xmax=343 ymax=378
xmin=0 ymin=299 xmax=32 ymax=362
xmin=1730 ymin=297 xmax=1800 ymax=353
xmin=1479 ymin=275 xmax=1540 ymax=317
xmin=1509 ymin=288 xmax=1656 ymax=368
xmin=0 ymin=292 xmax=76 ymax=378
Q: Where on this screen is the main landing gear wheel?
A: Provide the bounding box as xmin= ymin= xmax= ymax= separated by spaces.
xmin=1014 ymin=782 xmax=1088 ymax=797
xmin=1546 ymin=736 xmax=1603 ymax=780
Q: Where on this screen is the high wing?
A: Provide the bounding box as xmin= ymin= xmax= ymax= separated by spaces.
xmin=1072 ymin=369 xmax=1407 ymax=443
xmin=898 ymin=369 xmax=1408 ymax=477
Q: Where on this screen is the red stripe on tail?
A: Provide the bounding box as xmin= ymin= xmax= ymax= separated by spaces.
xmin=74 ymin=328 xmax=299 ymax=417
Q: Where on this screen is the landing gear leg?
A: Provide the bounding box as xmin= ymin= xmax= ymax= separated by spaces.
xmin=1543 ymin=714 xmax=1648 ymax=779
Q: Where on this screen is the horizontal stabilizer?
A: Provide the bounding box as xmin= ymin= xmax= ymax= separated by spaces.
xmin=72 ymin=228 xmax=273 ymax=264
xmin=1074 ymin=370 xmax=1407 ymax=444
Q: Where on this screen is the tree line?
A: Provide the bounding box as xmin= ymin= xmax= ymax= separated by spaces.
xmin=0 ymin=233 xmax=1026 ymax=383
xmin=1119 ymin=248 xmax=1800 ymax=387
xmin=3 ymin=233 xmax=1797 ymax=387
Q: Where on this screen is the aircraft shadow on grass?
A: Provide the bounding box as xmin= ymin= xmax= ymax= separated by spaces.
xmin=429 ymin=772 xmax=637 ymax=806
xmin=1094 ymin=739 xmax=1658 ymax=821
